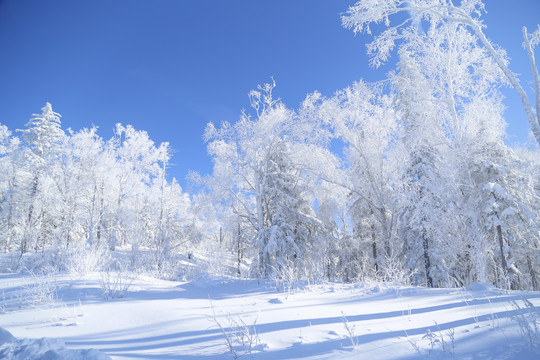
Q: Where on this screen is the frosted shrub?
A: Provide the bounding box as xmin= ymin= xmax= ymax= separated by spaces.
xmin=64 ymin=244 xmax=108 ymax=277
xmin=17 ymin=250 xmax=61 ymax=274
xmin=22 ymin=271 xmax=58 ymax=308
xmin=382 ymin=254 xmax=413 ymax=285
xmin=100 ymin=259 xmax=138 ymax=300
xmin=511 ymin=300 xmax=540 ymax=353
xmin=272 ymin=260 xmax=299 ymax=295
xmin=200 ymin=240 xmax=237 ymax=280
xmin=5 ymin=252 xmax=22 ymax=273
xmin=341 ymin=312 xmax=358 ymax=349
xmin=210 ymin=308 xmax=262 ymax=359
xmin=405 ymin=323 xmax=455 ymax=357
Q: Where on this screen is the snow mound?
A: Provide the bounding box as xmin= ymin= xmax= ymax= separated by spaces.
xmin=0 ymin=327 xmax=16 ymax=346
xmin=465 ymin=282 xmax=498 ymax=292
xmin=0 ymin=328 xmax=111 ymax=360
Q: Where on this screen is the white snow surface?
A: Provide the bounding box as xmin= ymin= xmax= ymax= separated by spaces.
xmin=0 ymin=326 xmax=111 ymax=360
xmin=1 ymin=272 xmax=539 ymax=360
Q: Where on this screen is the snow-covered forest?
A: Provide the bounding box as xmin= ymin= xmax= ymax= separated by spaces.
xmin=1 ymin=1 xmax=540 ymax=359
xmin=2 ymin=0 xmax=539 ymax=292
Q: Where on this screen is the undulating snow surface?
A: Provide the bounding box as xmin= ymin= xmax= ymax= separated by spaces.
xmin=0 ymin=325 xmax=111 ymax=360
xmin=0 ymin=272 xmax=539 ymax=360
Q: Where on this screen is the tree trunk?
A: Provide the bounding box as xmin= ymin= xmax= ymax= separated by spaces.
xmin=527 ymin=255 xmax=538 ymax=291
xmin=21 ymin=174 xmax=39 ymax=255
xmin=219 ymin=226 xmax=223 ymax=247
xmin=237 ymin=224 xmax=242 ymax=276
xmin=467 ymin=20 xmax=540 ymax=146
xmin=371 ymin=223 xmax=379 ymax=275
xmin=522 ymin=27 xmax=540 ymax=136
xmin=423 ymin=232 xmax=433 ymax=287
xmin=496 ymin=225 xmax=508 ymax=277
xmin=97 ymin=182 xmax=104 ymax=246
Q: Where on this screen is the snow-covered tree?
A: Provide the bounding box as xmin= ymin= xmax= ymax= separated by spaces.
xmin=317 ymin=81 xmax=404 ymax=281
xmin=205 ymin=81 xmax=329 ymax=279
xmin=342 ymin=0 xmax=540 ymax=147
xmin=14 ymin=103 xmax=65 ymax=253
xmin=393 ymin=51 xmax=455 ymax=287
xmin=339 ymin=0 xmax=539 ymax=288
xmin=0 ymin=125 xmax=20 ymax=252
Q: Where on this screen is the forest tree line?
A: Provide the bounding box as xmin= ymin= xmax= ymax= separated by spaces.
xmin=0 ymin=0 xmax=539 ymax=290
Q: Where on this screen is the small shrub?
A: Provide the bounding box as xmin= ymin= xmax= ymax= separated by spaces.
xmin=511 ymin=299 xmax=540 ymax=353
xmin=210 ymin=305 xmax=261 ymax=359
xmin=405 ymin=323 xmax=455 ymax=357
xmin=100 ymin=260 xmax=138 ymax=300
xmin=341 ymin=312 xmax=358 ymax=349
xmin=64 ymin=244 xmax=108 ymax=277
xmin=22 ymin=270 xmax=58 ymax=308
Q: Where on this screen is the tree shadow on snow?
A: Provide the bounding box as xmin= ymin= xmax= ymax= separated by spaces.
xmin=63 ymin=295 xmax=539 ymax=360
xmin=124 ymin=279 xmax=276 ymax=302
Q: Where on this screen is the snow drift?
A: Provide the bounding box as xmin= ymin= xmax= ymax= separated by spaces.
xmin=0 ymin=327 xmax=111 ymax=360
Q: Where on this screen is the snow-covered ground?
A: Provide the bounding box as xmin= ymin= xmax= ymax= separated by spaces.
xmin=0 ymin=272 xmax=539 ymax=360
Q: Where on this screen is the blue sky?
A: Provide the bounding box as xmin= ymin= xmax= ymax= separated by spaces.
xmin=0 ymin=0 xmax=538 ymax=187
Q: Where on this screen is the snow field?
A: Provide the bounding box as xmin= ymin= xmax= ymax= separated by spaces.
xmin=1 ymin=273 xmax=539 ymax=359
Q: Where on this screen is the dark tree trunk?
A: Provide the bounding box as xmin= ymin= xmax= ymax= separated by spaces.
xmin=423 ymin=232 xmax=433 ymax=287
xmin=371 ymin=224 xmax=379 ymax=275
xmin=497 ymin=225 xmax=508 ymax=276
xmin=527 ymin=255 xmax=538 ymax=290
xmin=237 ymin=224 xmax=242 ymax=276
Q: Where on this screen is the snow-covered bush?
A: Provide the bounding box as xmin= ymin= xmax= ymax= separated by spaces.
xmin=210 ymin=309 xmax=262 ymax=359
xmin=63 ymin=244 xmax=109 ymax=277
xmin=100 ymin=259 xmax=139 ymax=300
xmin=511 ymin=299 xmax=540 ymax=354
xmin=341 ymin=312 xmax=358 ymax=349
xmin=21 ymin=271 xmax=58 ymax=308
xmin=405 ymin=324 xmax=455 ymax=357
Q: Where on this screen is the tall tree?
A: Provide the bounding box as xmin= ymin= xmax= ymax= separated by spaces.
xmin=317 ymin=81 xmax=404 ymax=280
xmin=342 ymin=0 xmax=540 ymax=146
xmin=394 ymin=52 xmax=455 ymax=287
xmin=205 ymin=81 xmax=328 ymax=279
xmin=0 ymin=125 xmax=20 ymax=252
xmin=17 ymin=103 xmax=65 ymax=253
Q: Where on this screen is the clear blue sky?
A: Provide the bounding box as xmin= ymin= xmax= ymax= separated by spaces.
xmin=0 ymin=0 xmax=538 ymax=188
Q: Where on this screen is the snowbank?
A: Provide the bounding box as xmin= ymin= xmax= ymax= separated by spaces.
xmin=0 ymin=327 xmax=111 ymax=360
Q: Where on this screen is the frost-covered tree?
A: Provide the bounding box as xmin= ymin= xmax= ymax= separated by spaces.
xmin=53 ymin=127 xmax=105 ymax=249
xmin=0 ymin=103 xmax=200 ymax=275
xmin=339 ymin=0 xmax=539 ymax=288
xmin=509 ymin=147 xmax=540 ymax=290
xmin=205 ymin=81 xmax=329 ymax=279
xmin=394 ymin=52 xmax=456 ymax=287
xmin=470 ymin=142 xmax=540 ymax=290
xmin=19 ymin=103 xmax=65 ymax=161
xmin=105 ymin=124 xmax=166 ymax=250
xmin=15 ymin=103 xmax=65 ymax=253
xmin=0 ymin=125 xmax=20 ymax=252
xmin=316 ymin=81 xmax=404 ymax=281
xmin=342 ymin=0 xmax=540 ymax=147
